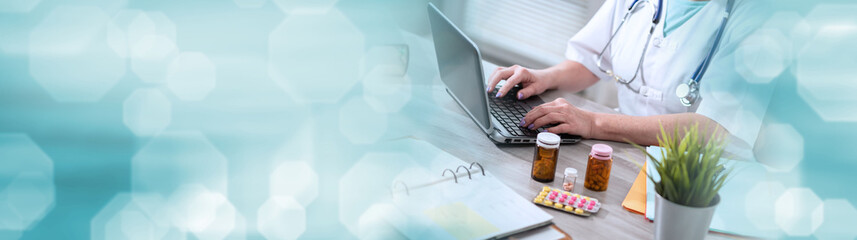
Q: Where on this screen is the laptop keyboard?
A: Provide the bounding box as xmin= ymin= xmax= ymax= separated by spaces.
xmin=487 ymin=89 xmax=546 ymax=136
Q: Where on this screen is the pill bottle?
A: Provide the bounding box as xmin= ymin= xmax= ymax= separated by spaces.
xmin=584 ymin=144 xmax=613 ymax=191
xmin=561 ymin=168 xmax=578 ymax=192
xmin=531 ymin=132 xmax=560 ymax=182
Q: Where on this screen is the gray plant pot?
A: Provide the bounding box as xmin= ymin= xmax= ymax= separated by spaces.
xmin=654 ymin=193 xmax=720 ymax=240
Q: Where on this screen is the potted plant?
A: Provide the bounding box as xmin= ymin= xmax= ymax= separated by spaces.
xmin=631 ymin=123 xmax=733 ymax=240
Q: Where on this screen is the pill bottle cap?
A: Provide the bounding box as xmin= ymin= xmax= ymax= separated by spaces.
xmin=564 ymin=168 xmax=577 ymax=176
xmin=537 ymin=132 xmax=560 ymax=149
xmin=590 ymin=144 xmax=613 ymax=160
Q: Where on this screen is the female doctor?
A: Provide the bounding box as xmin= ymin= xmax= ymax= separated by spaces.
xmin=487 ymin=0 xmax=760 ymax=146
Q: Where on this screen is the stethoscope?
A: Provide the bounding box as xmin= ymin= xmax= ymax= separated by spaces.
xmin=594 ymin=0 xmax=734 ymax=107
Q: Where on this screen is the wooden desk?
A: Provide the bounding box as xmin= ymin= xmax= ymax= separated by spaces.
xmin=411 ymin=85 xmax=651 ymax=239
xmin=408 ymin=82 xmax=737 ymax=239
xmin=393 ymin=61 xmax=645 ymax=238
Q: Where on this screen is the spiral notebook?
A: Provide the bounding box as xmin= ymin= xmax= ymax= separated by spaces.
xmin=388 ymin=153 xmax=553 ymax=240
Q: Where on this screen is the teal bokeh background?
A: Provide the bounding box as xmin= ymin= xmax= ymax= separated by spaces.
xmin=1 ymin=0 xmax=445 ymax=239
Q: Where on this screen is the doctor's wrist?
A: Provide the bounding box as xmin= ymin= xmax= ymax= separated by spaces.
xmin=544 ymin=60 xmax=595 ymax=93
xmin=533 ymin=68 xmax=561 ymax=91
xmin=585 ymin=111 xmax=603 ymax=140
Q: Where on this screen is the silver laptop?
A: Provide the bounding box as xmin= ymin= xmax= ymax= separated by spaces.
xmin=427 ymin=3 xmax=581 ymax=145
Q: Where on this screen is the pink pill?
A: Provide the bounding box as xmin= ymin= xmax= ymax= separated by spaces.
xmin=588 ymin=201 xmax=596 ymax=207
xmin=570 ymin=196 xmax=577 ymax=202
xmin=587 ymin=205 xmax=594 ymax=211
xmin=578 ymin=203 xmax=584 ymax=208
xmin=549 ymin=195 xmax=556 ymax=200
xmin=580 ymin=198 xmax=587 ymax=204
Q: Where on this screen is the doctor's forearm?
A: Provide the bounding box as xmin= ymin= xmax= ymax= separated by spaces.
xmin=588 ymin=112 xmax=724 ymax=146
xmin=540 ymin=60 xmax=599 ymax=93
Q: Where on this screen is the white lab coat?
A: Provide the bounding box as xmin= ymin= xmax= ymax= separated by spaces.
xmin=567 ymin=0 xmax=773 ymax=149
xmin=566 ymin=0 xmax=727 ymax=116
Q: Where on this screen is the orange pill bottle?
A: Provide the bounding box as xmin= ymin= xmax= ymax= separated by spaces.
xmin=531 ymin=132 xmax=560 ymax=182
xmin=584 ymin=144 xmax=613 ymax=191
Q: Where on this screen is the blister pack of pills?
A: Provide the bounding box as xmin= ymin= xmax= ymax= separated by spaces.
xmin=532 ymin=186 xmax=602 ymax=217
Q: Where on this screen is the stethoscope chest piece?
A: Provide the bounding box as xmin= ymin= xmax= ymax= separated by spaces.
xmin=596 ymin=0 xmax=733 ymax=106
xmin=676 ymin=0 xmax=734 ymax=107
xmin=675 ymin=81 xmax=699 ymax=107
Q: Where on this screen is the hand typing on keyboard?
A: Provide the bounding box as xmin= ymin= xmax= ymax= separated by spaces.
xmin=485 ymin=65 xmax=554 ymax=100
xmin=488 ymin=88 xmax=546 ymax=136
xmin=521 ymin=98 xmax=595 ymax=138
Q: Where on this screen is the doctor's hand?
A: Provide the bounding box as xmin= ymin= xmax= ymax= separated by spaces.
xmin=486 ymin=65 xmax=554 ymax=100
xmin=522 ymin=98 xmax=595 ymax=138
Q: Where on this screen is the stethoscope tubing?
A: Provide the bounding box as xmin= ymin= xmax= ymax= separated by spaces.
xmin=595 ymin=0 xmax=733 ymax=106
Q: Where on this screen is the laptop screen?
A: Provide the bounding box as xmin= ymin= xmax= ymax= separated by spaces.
xmin=427 ymin=3 xmax=491 ymax=132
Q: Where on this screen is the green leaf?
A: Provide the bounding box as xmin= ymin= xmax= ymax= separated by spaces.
xmin=626 ymin=122 xmax=734 ymax=207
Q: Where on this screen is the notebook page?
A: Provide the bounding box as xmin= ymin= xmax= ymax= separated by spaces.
xmin=389 ymin=153 xmax=552 ymax=239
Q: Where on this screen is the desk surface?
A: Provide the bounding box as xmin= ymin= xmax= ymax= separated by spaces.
xmin=409 ymin=63 xmax=735 ymax=239
xmin=413 ymin=88 xmax=650 ymax=239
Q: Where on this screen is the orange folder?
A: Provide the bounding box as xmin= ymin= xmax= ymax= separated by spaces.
xmin=621 ymin=163 xmax=647 ymax=216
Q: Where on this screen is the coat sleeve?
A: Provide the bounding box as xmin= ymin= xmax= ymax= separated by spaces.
xmin=565 ymin=0 xmax=625 ymax=80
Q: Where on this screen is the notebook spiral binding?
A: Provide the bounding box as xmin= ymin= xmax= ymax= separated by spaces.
xmin=391 ymin=162 xmax=486 ymax=197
